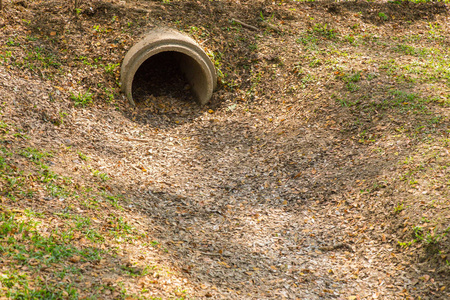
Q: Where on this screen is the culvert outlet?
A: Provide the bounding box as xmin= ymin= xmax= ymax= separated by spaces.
xmin=120 ymin=28 xmax=217 ymax=106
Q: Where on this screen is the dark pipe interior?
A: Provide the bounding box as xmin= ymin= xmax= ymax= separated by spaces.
xmin=131 ymin=51 xmax=195 ymax=105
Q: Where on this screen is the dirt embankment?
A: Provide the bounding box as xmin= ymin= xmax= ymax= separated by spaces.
xmin=0 ymin=0 xmax=449 ymax=299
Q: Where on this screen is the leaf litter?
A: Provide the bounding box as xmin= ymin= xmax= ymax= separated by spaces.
xmin=0 ymin=0 xmax=449 ymax=299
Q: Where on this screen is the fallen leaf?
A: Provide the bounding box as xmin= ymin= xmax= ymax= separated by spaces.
xmin=69 ymin=255 xmax=81 ymax=263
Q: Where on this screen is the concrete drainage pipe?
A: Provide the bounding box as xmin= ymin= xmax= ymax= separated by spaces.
xmin=120 ymin=28 xmax=217 ymax=106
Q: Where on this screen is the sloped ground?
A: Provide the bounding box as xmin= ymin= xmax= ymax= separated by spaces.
xmin=0 ymin=0 xmax=449 ymax=299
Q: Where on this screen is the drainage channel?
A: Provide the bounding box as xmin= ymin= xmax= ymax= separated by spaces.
xmin=120 ymin=28 xmax=217 ymax=106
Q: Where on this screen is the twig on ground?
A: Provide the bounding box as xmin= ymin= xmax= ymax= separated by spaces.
xmin=262 ymin=22 xmax=280 ymax=32
xmin=200 ymin=251 xmax=232 ymax=257
xmin=124 ymin=136 xmax=150 ymax=142
xmin=319 ymin=243 xmax=353 ymax=252
xmin=231 ymin=18 xmax=259 ymax=31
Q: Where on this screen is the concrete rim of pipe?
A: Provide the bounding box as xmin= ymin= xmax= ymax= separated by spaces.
xmin=120 ymin=28 xmax=217 ymax=106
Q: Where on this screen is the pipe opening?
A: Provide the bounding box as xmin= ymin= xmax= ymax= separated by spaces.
xmin=121 ymin=28 xmax=216 ymax=106
xmin=131 ymin=51 xmax=198 ymax=106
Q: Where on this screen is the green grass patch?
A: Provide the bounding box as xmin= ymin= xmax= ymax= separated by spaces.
xmin=0 ymin=208 xmax=105 ymax=298
xmin=23 ymin=47 xmax=61 ymax=69
xmin=92 ymin=169 xmax=110 ymax=182
xmin=70 ymin=90 xmax=93 ymax=107
xmin=1 ymin=209 xmax=82 ymax=265
xmin=312 ymin=23 xmax=337 ymax=39
xmin=19 ymin=147 xmax=52 ymax=163
xmin=0 ymin=270 xmax=79 ymax=300
xmin=104 ymin=193 xmax=125 ymax=210
xmin=378 ymin=12 xmax=388 ymax=21
xmin=107 ymin=215 xmax=135 ymax=236
xmin=394 ymin=44 xmax=429 ymax=57
xmin=296 ymin=33 xmax=318 ymax=47
xmin=360 ymin=89 xmax=435 ymax=118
